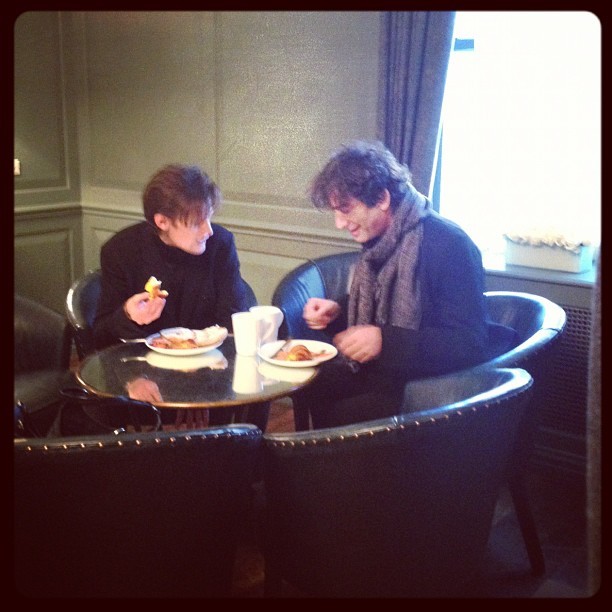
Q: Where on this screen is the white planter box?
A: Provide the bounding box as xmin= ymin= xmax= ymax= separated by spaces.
xmin=505 ymin=241 xmax=594 ymax=273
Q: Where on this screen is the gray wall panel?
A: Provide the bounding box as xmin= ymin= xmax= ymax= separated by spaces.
xmin=14 ymin=210 xmax=83 ymax=313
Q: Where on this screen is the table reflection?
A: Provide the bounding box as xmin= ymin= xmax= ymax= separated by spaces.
xmin=76 ymin=339 xmax=318 ymax=411
xmin=125 ymin=377 xmax=163 ymax=403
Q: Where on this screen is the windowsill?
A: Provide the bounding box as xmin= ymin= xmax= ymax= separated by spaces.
xmin=483 ymin=251 xmax=596 ymax=288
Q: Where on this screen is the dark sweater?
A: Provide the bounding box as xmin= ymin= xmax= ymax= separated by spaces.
xmin=377 ymin=212 xmax=489 ymax=378
xmin=93 ymin=221 xmax=252 ymax=349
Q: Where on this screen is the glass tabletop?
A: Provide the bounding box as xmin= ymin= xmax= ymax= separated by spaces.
xmin=76 ymin=339 xmax=318 ymax=410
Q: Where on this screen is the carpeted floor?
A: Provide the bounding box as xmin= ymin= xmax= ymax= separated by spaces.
xmin=464 ymin=470 xmax=588 ymax=598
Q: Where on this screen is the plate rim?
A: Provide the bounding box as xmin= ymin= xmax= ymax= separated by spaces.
xmin=258 ymin=339 xmax=337 ymax=368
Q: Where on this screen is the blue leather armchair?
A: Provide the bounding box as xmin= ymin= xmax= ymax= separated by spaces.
xmin=14 ymin=294 xmax=74 ymax=435
xmin=272 ymin=251 xmax=358 ymax=344
xmin=477 ymin=290 xmax=566 ymax=577
xmin=65 ymin=268 xmax=102 ymax=360
xmin=271 ymin=254 xmax=567 ymax=577
xmin=261 ymin=367 xmax=534 ymax=597
xmin=15 ymin=424 xmax=263 ymax=597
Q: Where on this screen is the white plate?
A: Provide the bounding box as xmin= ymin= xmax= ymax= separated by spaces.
xmin=145 ymin=328 xmax=227 ymax=356
xmin=258 ymin=339 xmax=337 ymax=368
xmin=145 ymin=349 xmax=228 ymax=371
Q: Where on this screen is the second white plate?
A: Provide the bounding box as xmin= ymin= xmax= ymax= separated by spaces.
xmin=258 ymin=339 xmax=337 ymax=368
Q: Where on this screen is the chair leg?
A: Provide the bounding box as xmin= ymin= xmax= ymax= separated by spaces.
xmin=508 ymin=472 xmax=546 ymax=577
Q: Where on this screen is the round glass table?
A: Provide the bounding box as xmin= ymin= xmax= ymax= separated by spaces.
xmin=76 ymin=339 xmax=318 ymax=411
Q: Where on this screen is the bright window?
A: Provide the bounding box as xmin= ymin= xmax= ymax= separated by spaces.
xmin=437 ymin=11 xmax=601 ymax=261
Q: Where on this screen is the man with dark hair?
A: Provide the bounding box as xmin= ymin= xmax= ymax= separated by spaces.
xmin=294 ymin=141 xmax=489 ymax=428
xmin=94 ymin=164 xmax=250 ymax=346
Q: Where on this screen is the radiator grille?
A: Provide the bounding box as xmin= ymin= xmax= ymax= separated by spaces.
xmin=534 ymin=304 xmax=592 ymax=476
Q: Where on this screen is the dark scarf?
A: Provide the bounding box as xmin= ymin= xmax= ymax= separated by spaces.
xmin=348 ymin=186 xmax=431 ymax=329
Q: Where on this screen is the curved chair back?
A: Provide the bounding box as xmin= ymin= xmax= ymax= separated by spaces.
xmin=65 ymin=269 xmax=102 ymax=360
xmin=273 ymin=257 xmax=566 ymax=369
xmin=241 ymin=277 xmax=259 ymax=309
xmin=480 ymin=291 xmax=566 ymax=457
xmin=272 ymin=251 xmax=359 ymax=341
xmin=15 ymin=294 xmax=72 ymax=377
xmin=14 ymin=295 xmax=73 ymax=430
xmin=484 ymin=290 xmax=566 ymax=368
xmin=480 ymin=291 xmax=566 ymax=577
xmin=272 ymin=255 xmax=565 ymax=427
xmin=401 ymin=364 xmax=529 ymax=412
xmin=262 ymin=368 xmax=533 ymax=598
xmin=15 ymin=424 xmax=262 ymax=598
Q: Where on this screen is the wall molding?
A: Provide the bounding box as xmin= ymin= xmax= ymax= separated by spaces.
xmin=14 ymin=12 xmax=81 ymax=206
xmin=14 ymin=202 xmax=82 ymax=218
xmin=79 ymin=186 xmax=357 ymax=252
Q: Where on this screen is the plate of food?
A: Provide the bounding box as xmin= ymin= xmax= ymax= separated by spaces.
xmin=145 ymin=325 xmax=228 ymax=356
xmin=258 ymin=339 xmax=337 ymax=368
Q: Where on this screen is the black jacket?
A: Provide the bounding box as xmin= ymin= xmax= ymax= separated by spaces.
xmin=329 ymin=213 xmax=490 ymax=380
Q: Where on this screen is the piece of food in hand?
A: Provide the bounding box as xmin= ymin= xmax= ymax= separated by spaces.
xmin=144 ymin=276 xmax=169 ymax=300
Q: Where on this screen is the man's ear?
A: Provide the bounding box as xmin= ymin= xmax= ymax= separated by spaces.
xmin=153 ymin=213 xmax=170 ymax=231
xmin=377 ymin=189 xmax=391 ymax=211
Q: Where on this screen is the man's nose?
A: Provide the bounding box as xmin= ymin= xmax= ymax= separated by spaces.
xmin=201 ymin=219 xmax=213 ymax=237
